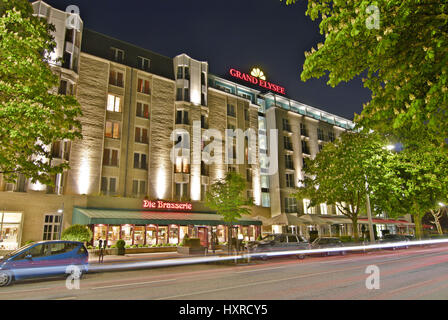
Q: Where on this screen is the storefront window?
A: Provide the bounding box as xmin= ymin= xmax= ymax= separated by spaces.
xmin=107 ymin=226 xmax=120 ymax=246
xmin=121 ymin=225 xmax=133 ymax=246
xmin=146 ymin=225 xmax=157 ymax=245
xmin=169 ymin=225 xmax=179 ymax=244
xmin=216 ymin=225 xmax=226 ymax=243
xmin=134 ymin=226 xmax=145 ymax=245
xmin=179 ymin=226 xmax=188 ymax=243
xmin=0 ymin=212 xmax=22 ymax=250
xmin=93 ymin=225 xmax=107 ymax=247
xmin=158 ymin=226 xmax=168 ymax=245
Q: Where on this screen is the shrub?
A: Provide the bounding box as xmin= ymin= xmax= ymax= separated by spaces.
xmin=116 ymin=240 xmax=126 ymax=249
xmin=340 ymin=236 xmax=354 ymax=242
xmin=61 ymin=224 xmax=93 ymax=243
xmin=183 ymin=238 xmax=201 ymax=247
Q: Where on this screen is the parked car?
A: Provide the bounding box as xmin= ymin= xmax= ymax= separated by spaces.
xmin=311 ymin=237 xmax=346 ymax=256
xmin=249 ymin=233 xmax=310 ymax=260
xmin=379 ymin=234 xmax=410 ymax=250
xmin=0 ymin=240 xmax=89 ymax=287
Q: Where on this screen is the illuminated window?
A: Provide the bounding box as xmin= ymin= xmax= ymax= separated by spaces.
xmin=175 ymin=157 xmax=189 ymax=173
xmin=320 ymin=203 xmax=328 ymax=215
xmin=105 ymin=121 xmax=120 ymax=139
xmin=107 ymin=94 xmax=121 ymax=112
xmin=136 ymin=102 xmax=149 ymax=119
xmin=137 ymin=78 xmax=150 ymax=94
xmin=303 ymin=199 xmax=316 ymax=214
xmin=262 ymin=193 xmax=270 ymax=207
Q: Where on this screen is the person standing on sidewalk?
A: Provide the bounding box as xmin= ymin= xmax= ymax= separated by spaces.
xmin=98 ymin=239 xmax=104 ymax=263
xmin=101 ymin=239 xmax=107 ymax=263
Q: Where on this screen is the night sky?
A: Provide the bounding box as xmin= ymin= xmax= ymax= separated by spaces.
xmin=39 ymin=0 xmax=371 ymax=121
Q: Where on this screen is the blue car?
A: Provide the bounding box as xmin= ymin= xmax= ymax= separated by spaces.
xmin=0 ymin=240 xmax=89 ymax=286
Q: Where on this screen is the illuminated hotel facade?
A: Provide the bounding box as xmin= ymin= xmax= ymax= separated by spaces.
xmin=0 ymin=1 xmax=413 ymax=250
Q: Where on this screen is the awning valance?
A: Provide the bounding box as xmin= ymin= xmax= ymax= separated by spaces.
xmin=72 ymin=208 xmax=262 ymax=226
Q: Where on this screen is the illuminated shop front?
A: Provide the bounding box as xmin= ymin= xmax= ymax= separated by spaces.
xmin=73 ymin=201 xmax=261 ymax=248
xmin=0 ymin=212 xmax=23 ymax=250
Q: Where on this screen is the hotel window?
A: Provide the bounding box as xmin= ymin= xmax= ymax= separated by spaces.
xmin=107 ymin=94 xmax=121 ymax=112
xmin=320 ymin=203 xmax=328 ymax=215
xmin=105 ymin=121 xmax=120 ymax=139
xmin=201 ymin=72 xmax=206 ymax=86
xmin=103 ymin=148 xmax=119 ymax=167
xmin=43 ymin=214 xmax=62 ymax=240
xmin=303 ymin=199 xmax=316 ymax=214
xmin=328 ymin=130 xmax=335 ymax=142
xmin=176 ymin=110 xmax=189 ymax=125
xmin=244 ymin=108 xmax=250 ymax=121
xmin=201 ymin=93 xmax=206 ymax=106
xmin=285 ymin=173 xmax=295 ymax=188
xmin=135 ymin=127 xmax=149 ymax=144
xmin=58 ymin=79 xmax=73 ymax=95
xmin=133 ymin=153 xmax=147 ymax=170
xmin=317 ymin=128 xmax=325 ymax=141
xmin=177 ymin=66 xmax=184 ymax=79
xmin=261 ymin=175 xmax=270 ymax=189
xmin=137 ymin=78 xmax=150 ymax=95
xmin=136 ymin=102 xmax=149 ymax=119
xmin=201 ymin=184 xmax=207 ymax=201
xmin=184 ymin=88 xmax=190 ymax=101
xmin=184 ymin=66 xmax=190 ymax=80
xmin=175 ymin=156 xmax=190 ymax=173
xmin=246 ymin=168 xmax=252 ymax=183
xmin=201 ymin=161 xmax=209 ymax=176
xmin=285 ymin=198 xmax=297 ymax=213
xmin=227 ymin=104 xmax=236 ymax=117
xmin=109 ymin=70 xmax=124 ymax=87
xmin=300 ymin=123 xmax=308 ymax=136
xmin=284 ymin=136 xmax=293 ymax=150
xmin=110 ymin=47 xmax=124 ymax=62
xmin=101 ymin=176 xmax=117 ymax=194
xmin=137 ymin=56 xmax=150 ymax=71
xmin=176 ymin=87 xmax=183 ymax=101
xmin=285 ymin=154 xmax=294 ymax=170
xmin=301 ymin=140 xmax=310 ymax=155
xmin=65 ymin=28 xmax=74 ymax=43
xmin=283 ymin=119 xmax=291 ymax=132
xmin=175 ymin=182 xmax=189 ymax=200
xmin=132 ymin=180 xmax=146 ymax=196
xmin=261 ymin=193 xmax=270 ymax=207
xmin=201 ymin=114 xmax=208 ymax=129
xmin=0 ymin=212 xmax=22 ymax=250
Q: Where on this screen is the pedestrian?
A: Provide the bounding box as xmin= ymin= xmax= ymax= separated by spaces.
xmin=102 ymin=239 xmax=107 ymax=263
xmin=98 ymin=239 xmax=104 ymax=263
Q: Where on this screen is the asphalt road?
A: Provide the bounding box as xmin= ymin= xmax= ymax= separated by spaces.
xmin=1 ymin=244 xmax=448 ymax=300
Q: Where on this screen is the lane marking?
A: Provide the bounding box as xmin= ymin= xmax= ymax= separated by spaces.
xmin=235 ymin=266 xmax=287 ymax=274
xmin=91 ymin=278 xmax=176 ymax=290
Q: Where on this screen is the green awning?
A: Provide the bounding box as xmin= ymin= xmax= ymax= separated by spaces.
xmin=72 ymin=208 xmax=262 ymax=226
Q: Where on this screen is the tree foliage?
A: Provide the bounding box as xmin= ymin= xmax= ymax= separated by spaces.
xmin=293 ymin=131 xmax=398 ymax=240
xmin=0 ymin=0 xmax=82 ymax=185
xmin=283 ymin=0 xmax=448 ymax=148
xmin=205 ymin=172 xmax=252 ymax=250
xmin=61 ymin=224 xmax=93 ymax=243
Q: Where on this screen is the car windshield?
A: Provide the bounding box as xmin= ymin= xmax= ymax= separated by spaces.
xmin=1 ymin=243 xmax=34 ymax=259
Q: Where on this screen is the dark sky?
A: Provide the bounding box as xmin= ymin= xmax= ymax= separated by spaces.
xmin=40 ymin=0 xmax=371 ymax=120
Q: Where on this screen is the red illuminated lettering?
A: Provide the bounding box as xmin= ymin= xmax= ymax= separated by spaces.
xmin=143 ymin=200 xmax=192 ymax=211
xmin=229 ymin=68 xmax=286 ymax=95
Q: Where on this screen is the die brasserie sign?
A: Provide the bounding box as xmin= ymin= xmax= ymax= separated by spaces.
xmin=229 ymin=68 xmax=286 ymax=95
xmin=143 ymin=200 xmax=193 ymax=211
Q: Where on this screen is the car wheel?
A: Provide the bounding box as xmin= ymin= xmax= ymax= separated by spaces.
xmin=0 ymin=271 xmax=13 ymax=287
xmin=296 ymin=254 xmax=305 ymax=260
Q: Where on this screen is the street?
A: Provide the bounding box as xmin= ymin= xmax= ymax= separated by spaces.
xmin=1 ymin=243 xmax=448 ymax=300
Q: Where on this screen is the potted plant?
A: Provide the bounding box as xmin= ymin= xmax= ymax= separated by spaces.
xmin=116 ymin=239 xmax=126 ymax=256
xmin=61 ymin=224 xmax=93 ymax=245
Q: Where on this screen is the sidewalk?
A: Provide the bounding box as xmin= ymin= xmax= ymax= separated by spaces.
xmin=89 ymin=249 xmax=228 ymax=266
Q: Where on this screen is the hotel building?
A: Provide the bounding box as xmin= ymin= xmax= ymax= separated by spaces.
xmin=0 ymin=1 xmax=413 ymax=251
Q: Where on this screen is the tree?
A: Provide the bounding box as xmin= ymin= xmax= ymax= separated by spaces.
xmin=429 ymin=206 xmax=447 ymax=235
xmin=293 ymin=131 xmax=398 ymax=241
xmin=385 ymin=136 xmax=448 ymax=239
xmin=283 ymin=0 xmax=448 ymax=149
xmin=205 ymin=172 xmax=252 ymax=253
xmin=0 ymin=0 xmax=82 ymax=186
xmin=61 ymin=224 xmax=93 ymax=243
